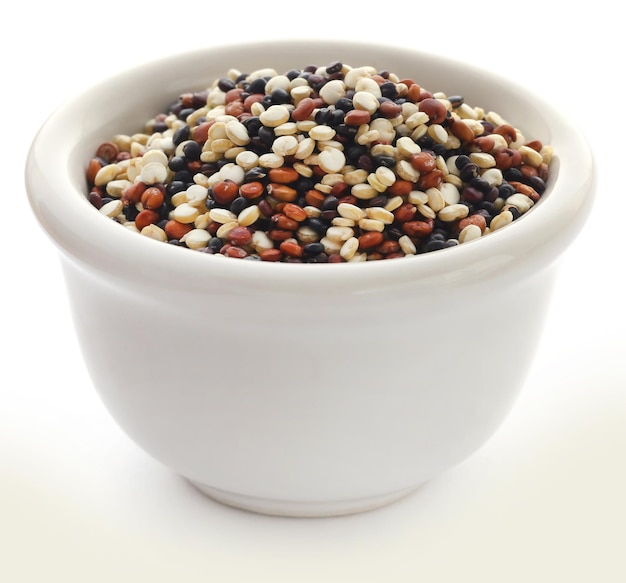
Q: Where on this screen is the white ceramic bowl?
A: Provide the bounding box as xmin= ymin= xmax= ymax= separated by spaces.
xmin=25 ymin=40 xmax=596 ymax=517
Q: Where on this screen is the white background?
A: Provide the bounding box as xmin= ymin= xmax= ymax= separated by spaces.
xmin=3 ymin=2 xmax=624 ymax=581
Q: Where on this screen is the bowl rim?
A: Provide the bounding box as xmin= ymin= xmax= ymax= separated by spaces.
xmin=25 ymin=39 xmax=596 ymax=294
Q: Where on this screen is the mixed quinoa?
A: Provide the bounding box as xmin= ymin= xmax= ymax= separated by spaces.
xmin=86 ymin=61 xmax=551 ymax=263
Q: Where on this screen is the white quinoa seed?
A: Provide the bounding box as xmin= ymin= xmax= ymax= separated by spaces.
xmin=348 ymin=252 xmax=367 ymax=263
xmin=194 ymin=212 xmax=211 ymax=230
xmin=141 ymin=149 xmax=169 ymax=167
xmin=173 ymin=203 xmax=200 ymax=223
xmin=318 ymin=79 xmax=346 ymax=104
xmin=272 ymin=135 xmax=299 ymax=156
xmin=332 ymin=217 xmax=356 ymax=227
xmin=485 ymin=110 xmax=508 ymax=127
xmin=444 ymin=134 xmax=461 ymax=150
xmin=384 ymin=196 xmax=404 ymax=212
xmin=94 ymin=163 xmax=120 ymax=186
xmin=444 ymin=174 xmax=464 ymax=189
xmin=318 ymin=148 xmax=346 ymax=174
xmin=480 ymin=168 xmax=503 ymax=187
xmin=209 ymin=208 xmax=237 ymax=224
xmin=225 ymin=120 xmax=250 ymax=146
xmin=337 ymin=203 xmax=366 ymax=221
xmin=353 ymin=91 xmax=380 ymax=114
xmin=303 ymin=206 xmax=321 ymax=219
xmin=308 ymin=125 xmax=336 ymax=141
xmin=490 ymin=210 xmax=514 ymax=231
xmin=193 ymin=173 xmax=210 ymax=187
xmin=490 ymin=134 xmax=509 ymax=150
xmin=340 ymin=237 xmax=359 ymax=260
xmin=440 ymin=182 xmax=461 ymax=205
xmin=506 ymin=193 xmax=535 ymax=213
xmin=408 ymin=189 xmax=428 ymax=205
xmin=458 ymin=224 xmax=483 ymax=243
xmin=398 ymin=234 xmax=417 ymax=255
xmin=200 ymin=151 xmax=220 ymax=163
xmin=326 ymin=225 xmax=354 ymax=242
xmin=541 ymin=145 xmax=553 ymax=165
xmin=170 ymin=191 xmax=187 ymax=207
xmin=185 ymin=184 xmax=209 ymax=207
xmin=182 ymin=228 xmax=211 ymax=249
xmin=395 ymin=160 xmax=419 ymax=182
xmin=290 ymin=84 xmax=312 ymax=103
xmin=354 ymin=76 xmax=382 ymax=97
xmin=356 ymin=129 xmax=380 ymax=146
xmin=427 ymin=188 xmax=446 ymax=212
xmin=405 ymin=111 xmax=430 ymax=130
xmin=369 ymin=118 xmax=396 ymax=143
xmin=99 ymin=199 xmax=123 ymax=218
xmin=343 ymin=66 xmax=377 ymax=88
xmin=259 ymin=105 xmax=291 ymax=127
xmin=215 ymin=221 xmax=238 ymax=239
xmin=294 ymin=137 xmax=316 ymax=160
xmin=314 ymin=183 xmax=332 ymax=194
xmin=258 ymin=153 xmax=285 ymax=168
xmin=438 ymin=203 xmax=470 ymax=222
xmin=296 ymin=119 xmax=317 ymax=133
xmin=293 ymin=162 xmax=313 ymax=177
xmin=274 ymin=122 xmax=298 ymax=136
xmin=249 ymin=102 xmax=265 ymax=117
xmin=237 ymin=205 xmax=261 ymax=227
xmin=367 ymin=173 xmax=388 ymax=193
xmin=296 ymin=225 xmax=319 ymax=244
xmin=320 ymin=236 xmax=342 ymax=254
xmin=226 ymin=68 xmax=241 ymax=81
xmin=252 ymin=230 xmax=274 ymax=252
xmin=343 ymin=168 xmax=369 ymax=185
xmin=396 ymin=136 xmax=422 ymax=157
xmin=210 ymin=138 xmax=233 ymax=154
xmin=417 ymin=204 xmax=437 ymax=220
xmin=320 ymin=173 xmax=344 ymax=186
xmin=303 ymin=153 xmax=320 ymax=167
xmin=141 ymin=224 xmax=168 ymax=242
xmin=225 ymin=146 xmax=245 ymax=160
xmin=359 ymin=218 xmax=385 ymax=232
xmin=248 ymin=67 xmax=278 ymax=81
xmin=217 ymin=163 xmax=245 ymax=184
xmin=366 ymin=207 xmax=395 ymax=224
xmin=410 ymin=124 xmax=429 ymax=142
xmin=265 ymin=74 xmax=290 ymax=94
xmin=235 ymin=150 xmax=259 ymax=170
xmin=370 ymin=143 xmax=396 ymax=158
xmin=124 ymin=223 xmax=139 ymax=233
xmin=374 ymin=165 xmax=396 ymax=187
xmin=351 ymin=183 xmax=379 ymax=200
xmin=469 ymin=152 xmax=496 ymax=169
xmin=208 ymin=122 xmax=228 ymax=140
xmin=140 ymin=162 xmax=169 ymax=184
xmin=519 ymin=145 xmax=544 ymax=167
xmin=428 ymin=124 xmax=448 ymax=144
xmin=106 ymin=179 xmax=132 ymax=198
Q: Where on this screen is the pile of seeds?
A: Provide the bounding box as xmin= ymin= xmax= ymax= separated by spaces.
xmin=86 ymin=61 xmax=552 ymax=263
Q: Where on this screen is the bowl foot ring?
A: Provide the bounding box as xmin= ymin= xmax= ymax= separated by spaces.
xmin=188 ymin=480 xmax=421 ymax=517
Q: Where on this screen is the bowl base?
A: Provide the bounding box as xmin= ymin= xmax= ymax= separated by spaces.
xmin=188 ymin=480 xmax=421 ymax=517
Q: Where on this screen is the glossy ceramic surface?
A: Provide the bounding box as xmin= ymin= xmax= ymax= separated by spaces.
xmin=25 ymin=40 xmax=596 ymax=516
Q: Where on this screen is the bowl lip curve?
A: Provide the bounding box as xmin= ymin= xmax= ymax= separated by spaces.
xmin=25 ymin=38 xmax=597 ymax=292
